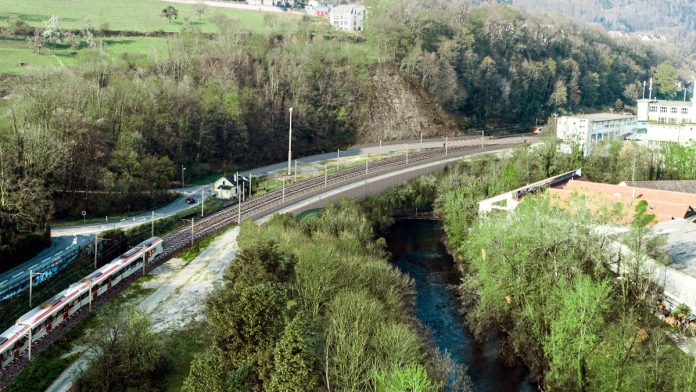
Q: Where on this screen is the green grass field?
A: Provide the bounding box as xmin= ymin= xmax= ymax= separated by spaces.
xmin=0 ymin=34 xmax=171 ymax=74
xmin=0 ymin=0 xmax=291 ymax=33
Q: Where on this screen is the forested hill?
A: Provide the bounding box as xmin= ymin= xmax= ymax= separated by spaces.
xmin=366 ymin=0 xmax=671 ymax=127
xmin=506 ymin=0 xmax=695 ymax=33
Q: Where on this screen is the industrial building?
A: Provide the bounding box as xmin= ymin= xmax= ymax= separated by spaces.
xmin=556 ymin=113 xmax=638 ymax=156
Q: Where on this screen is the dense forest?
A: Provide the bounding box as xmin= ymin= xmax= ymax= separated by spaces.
xmin=365 ymin=0 xmax=681 ymax=126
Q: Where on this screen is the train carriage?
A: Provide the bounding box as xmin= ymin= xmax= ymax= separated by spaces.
xmin=0 ymin=237 xmax=163 ymax=371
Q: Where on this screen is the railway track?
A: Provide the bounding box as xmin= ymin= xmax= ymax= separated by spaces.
xmin=0 ymin=135 xmax=529 ymax=388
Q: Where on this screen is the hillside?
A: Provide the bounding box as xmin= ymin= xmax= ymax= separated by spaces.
xmin=507 ymin=0 xmax=695 ymax=33
xmin=360 ymin=64 xmax=457 ymax=143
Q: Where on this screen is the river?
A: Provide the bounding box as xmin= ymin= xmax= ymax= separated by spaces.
xmin=387 ymin=219 xmax=535 ymax=391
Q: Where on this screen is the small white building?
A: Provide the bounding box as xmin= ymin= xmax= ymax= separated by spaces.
xmin=556 ymin=113 xmax=638 ymax=156
xmin=214 ymin=177 xmax=237 ymax=200
xmin=329 ymin=4 xmax=365 ymax=32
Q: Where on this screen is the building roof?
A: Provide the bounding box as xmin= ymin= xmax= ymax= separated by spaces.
xmin=565 ymin=113 xmax=636 ymax=122
xmin=331 ymin=4 xmax=364 ymax=15
xmin=653 ymin=219 xmax=696 ymax=276
xmin=548 ymin=180 xmax=696 ymax=223
xmin=620 ymin=180 xmax=696 ymax=195
xmin=638 ymin=99 xmax=695 ymax=108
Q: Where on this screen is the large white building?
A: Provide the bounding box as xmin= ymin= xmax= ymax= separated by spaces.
xmin=637 ymin=98 xmax=696 ymax=125
xmin=556 ymin=113 xmax=638 ymax=156
xmin=329 ymin=4 xmax=365 ymax=32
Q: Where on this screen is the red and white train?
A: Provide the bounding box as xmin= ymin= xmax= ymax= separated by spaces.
xmin=0 ymin=237 xmax=163 ymax=370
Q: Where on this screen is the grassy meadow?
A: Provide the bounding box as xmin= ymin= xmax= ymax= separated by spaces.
xmin=0 ymin=0 xmax=307 ymax=74
xmin=0 ymin=0 xmax=292 ymax=33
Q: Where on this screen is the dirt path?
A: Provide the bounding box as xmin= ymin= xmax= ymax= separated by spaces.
xmin=140 ymin=227 xmax=240 ymax=331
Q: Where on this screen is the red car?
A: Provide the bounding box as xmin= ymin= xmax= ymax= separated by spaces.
xmin=185 ymin=197 xmax=196 ymax=204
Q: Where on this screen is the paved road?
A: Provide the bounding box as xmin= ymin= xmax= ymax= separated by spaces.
xmin=0 ymin=235 xmax=93 ymax=298
xmin=51 ymin=185 xmax=213 ymax=237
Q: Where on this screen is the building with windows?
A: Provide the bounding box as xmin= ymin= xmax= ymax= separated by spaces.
xmin=637 ymin=98 xmax=696 ymax=125
xmin=556 ymin=113 xmax=638 ymax=156
xmin=214 ymin=177 xmax=238 ymax=200
xmin=329 ymin=4 xmax=366 ymax=31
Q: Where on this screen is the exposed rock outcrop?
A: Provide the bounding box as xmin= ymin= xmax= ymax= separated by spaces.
xmin=358 ymin=64 xmax=457 ymax=143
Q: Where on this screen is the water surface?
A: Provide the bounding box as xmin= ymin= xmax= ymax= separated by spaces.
xmin=387 ymin=219 xmax=535 ymax=391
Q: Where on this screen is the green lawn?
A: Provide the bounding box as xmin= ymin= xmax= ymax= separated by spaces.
xmin=0 ymin=34 xmax=170 ymax=74
xmin=0 ymin=0 xmax=292 ymax=33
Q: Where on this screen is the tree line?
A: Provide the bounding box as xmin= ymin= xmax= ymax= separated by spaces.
xmin=364 ymin=0 xmax=686 ymax=126
xmin=0 ymin=15 xmax=370 ymax=267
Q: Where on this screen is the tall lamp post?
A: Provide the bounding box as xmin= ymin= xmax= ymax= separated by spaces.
xmin=181 ymin=165 xmax=186 ymax=188
xmin=287 ymin=107 xmax=293 ymax=176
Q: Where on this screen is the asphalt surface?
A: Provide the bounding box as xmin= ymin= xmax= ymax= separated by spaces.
xmin=0 ymin=235 xmax=93 ymax=291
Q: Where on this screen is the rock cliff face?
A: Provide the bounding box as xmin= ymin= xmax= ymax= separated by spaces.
xmin=357 ymin=64 xmax=457 ymax=143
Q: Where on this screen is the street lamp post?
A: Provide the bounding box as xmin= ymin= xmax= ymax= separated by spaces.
xmin=288 ymin=107 xmax=293 ymax=176
xmin=181 ymin=165 xmax=186 ymax=188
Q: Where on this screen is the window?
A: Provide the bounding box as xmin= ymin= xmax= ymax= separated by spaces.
xmin=671 ymin=107 xmax=678 ymax=114
xmin=682 ymin=108 xmax=689 ymax=114
xmin=649 ymin=105 xmax=657 ymax=112
xmin=660 ymin=107 xmax=667 ymax=113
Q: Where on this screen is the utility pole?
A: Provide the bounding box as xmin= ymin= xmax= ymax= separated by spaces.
xmin=294 ymin=160 xmax=298 ymax=182
xmin=406 ymin=149 xmax=409 ymax=164
xmin=445 ymin=136 xmax=448 ymax=155
xmin=481 ymin=131 xmax=485 ymax=149
xmin=249 ymin=173 xmax=252 ymax=198
xmin=419 ymin=132 xmax=423 ymax=152
xmin=180 ymin=218 xmax=194 ymax=246
xmin=29 ymin=269 xmax=37 ymax=307
xmin=237 ymin=198 xmax=241 ymax=223
xmin=27 ymin=329 xmax=32 ymax=360
xmin=242 ymin=182 xmax=245 ymax=202
xmin=379 ymin=139 xmax=382 ymax=156
xmin=151 ymin=211 xmax=156 ymax=237
xmin=282 ymin=177 xmax=285 ymax=202
xmin=181 ymin=165 xmax=186 ymax=188
xmin=365 ymin=159 xmax=368 ymax=175
xmin=287 ymin=107 xmax=293 ymax=176
xmin=324 ymin=164 xmax=328 ymax=187
xmin=94 ymin=235 xmax=99 ymax=269
xmin=142 ymin=246 xmax=147 ymax=275
xmin=200 ymin=189 xmax=204 ymax=217
xmin=336 ymin=149 xmax=340 ymax=171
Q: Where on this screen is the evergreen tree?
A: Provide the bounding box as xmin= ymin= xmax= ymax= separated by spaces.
xmin=269 ymin=313 xmax=321 ymax=392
